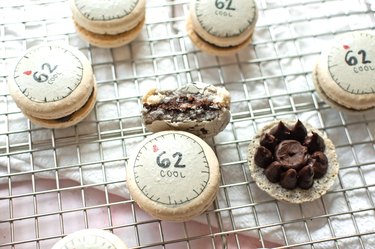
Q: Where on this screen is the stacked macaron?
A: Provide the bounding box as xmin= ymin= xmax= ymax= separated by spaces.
xmin=187 ymin=0 xmax=258 ymax=56
xmin=313 ymin=31 xmax=375 ymax=113
xmin=126 ymin=130 xmax=221 ymax=221
xmin=8 ymin=43 xmax=96 ymax=129
xmin=70 ymin=0 xmax=146 ymax=48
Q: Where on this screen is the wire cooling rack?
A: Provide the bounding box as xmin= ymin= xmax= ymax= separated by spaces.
xmin=1 ymin=0 xmax=375 ymax=248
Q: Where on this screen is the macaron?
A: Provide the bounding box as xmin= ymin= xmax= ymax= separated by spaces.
xmin=313 ymin=31 xmax=375 ymax=113
xmin=8 ymin=43 xmax=96 ymax=129
xmin=187 ymin=0 xmax=258 ymax=56
xmin=126 ymin=130 xmax=220 ymax=221
xmin=70 ymin=0 xmax=146 ymax=48
xmin=248 ymin=120 xmax=339 ymax=204
xmin=51 ymin=229 xmax=128 ymax=249
xmin=141 ymin=82 xmax=231 ymax=138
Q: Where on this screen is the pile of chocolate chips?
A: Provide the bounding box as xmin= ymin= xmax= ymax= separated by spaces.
xmin=254 ymin=120 xmax=329 ymax=190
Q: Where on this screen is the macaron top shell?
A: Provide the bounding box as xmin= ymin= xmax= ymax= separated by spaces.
xmin=315 ymin=31 xmax=375 ymax=111
xmin=190 ymin=0 xmax=258 ymax=47
xmin=9 ymin=43 xmax=94 ymax=120
xmin=70 ymin=0 xmax=146 ymax=35
xmin=51 ymin=229 xmax=128 ymax=249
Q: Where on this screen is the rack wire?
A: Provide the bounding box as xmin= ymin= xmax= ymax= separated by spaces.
xmin=1 ymin=0 xmax=375 ymax=248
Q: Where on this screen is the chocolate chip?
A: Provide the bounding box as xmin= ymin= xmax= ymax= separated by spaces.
xmin=290 ymin=120 xmax=307 ymax=143
xmin=297 ymin=165 xmax=314 ymax=189
xmin=254 ymin=146 xmax=273 ymax=168
xmin=304 ymin=132 xmax=325 ymax=153
xmin=275 ymin=140 xmax=309 ymax=170
xmin=265 ymin=161 xmax=284 ymax=183
xmin=310 ymin=151 xmax=328 ymax=178
xmin=270 ymin=121 xmax=291 ymax=141
xmin=280 ymin=169 xmax=297 ymax=189
xmin=260 ymin=133 xmax=277 ymax=152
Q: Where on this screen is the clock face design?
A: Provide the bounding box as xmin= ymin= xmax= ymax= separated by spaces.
xmin=58 ymin=234 xmax=117 ymax=249
xmin=75 ymin=0 xmax=139 ymax=21
xmin=328 ymin=32 xmax=375 ymax=94
xmin=132 ymin=133 xmax=210 ymax=205
xmin=13 ymin=45 xmax=83 ymax=103
xmin=195 ymin=0 xmax=257 ymax=37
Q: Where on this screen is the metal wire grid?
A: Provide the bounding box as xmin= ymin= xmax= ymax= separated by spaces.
xmin=1 ymin=0 xmax=375 ymax=248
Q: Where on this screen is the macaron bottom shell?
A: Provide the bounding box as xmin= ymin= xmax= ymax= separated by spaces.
xmin=24 ymin=83 xmax=97 ymax=129
xmin=312 ymin=64 xmax=375 ymax=114
xmin=186 ymin=17 xmax=253 ymax=57
xmin=73 ymin=18 xmax=145 ymax=48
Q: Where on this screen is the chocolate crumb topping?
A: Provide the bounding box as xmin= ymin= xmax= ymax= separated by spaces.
xmin=254 ymin=120 xmax=329 ymax=190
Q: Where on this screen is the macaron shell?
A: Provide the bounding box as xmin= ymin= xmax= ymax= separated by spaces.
xmin=189 ymin=0 xmax=257 ymax=47
xmin=126 ymin=131 xmax=221 ymax=221
xmin=51 ymin=229 xmax=128 ymax=249
xmin=70 ymin=0 xmax=146 ymax=35
xmin=24 ymin=81 xmax=97 ymax=129
xmin=8 ymin=43 xmax=95 ymax=120
xmin=73 ymin=17 xmax=145 ymax=48
xmin=313 ymin=31 xmax=375 ymax=111
xmin=186 ymin=16 xmax=253 ymax=56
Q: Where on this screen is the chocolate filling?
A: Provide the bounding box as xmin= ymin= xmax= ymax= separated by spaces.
xmin=143 ymin=93 xmax=226 ymax=124
xmin=254 ymin=120 xmax=329 ymax=190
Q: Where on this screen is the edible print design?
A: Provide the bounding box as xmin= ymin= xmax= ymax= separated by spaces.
xmin=328 ymin=32 xmax=375 ymax=94
xmin=133 ymin=133 xmax=210 ymax=205
xmin=195 ymin=0 xmax=257 ymax=37
xmin=75 ymin=0 xmax=139 ymax=20
xmin=59 ymin=234 xmax=116 ymax=249
xmin=14 ymin=45 xmax=83 ymax=103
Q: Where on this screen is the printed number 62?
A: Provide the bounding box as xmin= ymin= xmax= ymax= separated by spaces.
xmin=345 ymin=50 xmax=371 ymax=66
xmin=33 ymin=63 xmax=58 ymax=83
xmin=156 ymin=151 xmax=186 ymax=168
xmin=215 ymin=0 xmax=236 ymax=10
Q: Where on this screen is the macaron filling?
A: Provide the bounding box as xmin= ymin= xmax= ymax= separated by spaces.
xmin=142 ymin=83 xmax=230 ymax=124
xmin=54 ymin=86 xmax=95 ymax=123
xmin=143 ymin=94 xmax=227 ymax=124
xmin=192 ymin=27 xmax=253 ymax=49
xmin=254 ymin=120 xmax=329 ymax=190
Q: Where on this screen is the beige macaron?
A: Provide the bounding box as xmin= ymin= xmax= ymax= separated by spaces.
xmin=70 ymin=0 xmax=146 ymax=48
xmin=248 ymin=120 xmax=339 ymax=204
xmin=313 ymin=31 xmax=375 ymax=113
xmin=8 ymin=43 xmax=96 ymax=129
xmin=187 ymin=0 xmax=258 ymax=56
xmin=126 ymin=130 xmax=220 ymax=221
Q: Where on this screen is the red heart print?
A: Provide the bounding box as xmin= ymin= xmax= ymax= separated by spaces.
xmin=153 ymin=145 xmax=159 ymax=152
xmin=23 ymin=70 xmax=32 ymax=75
xmin=343 ymin=45 xmax=350 ymax=50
